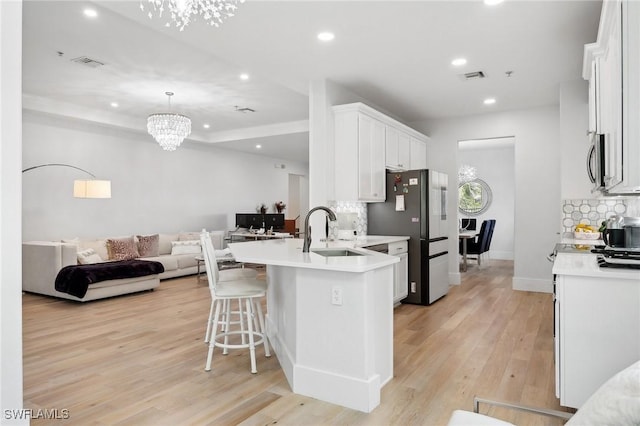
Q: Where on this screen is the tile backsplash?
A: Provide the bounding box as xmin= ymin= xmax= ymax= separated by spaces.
xmin=562 ymin=199 xmax=627 ymax=232
xmin=328 ymin=201 xmax=368 ymax=239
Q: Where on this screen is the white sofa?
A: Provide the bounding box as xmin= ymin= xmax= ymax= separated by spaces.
xmin=22 ymin=231 xmax=225 ymax=302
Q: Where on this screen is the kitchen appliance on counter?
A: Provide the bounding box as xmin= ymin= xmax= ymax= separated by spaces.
xmin=367 ymin=169 xmax=449 ymax=305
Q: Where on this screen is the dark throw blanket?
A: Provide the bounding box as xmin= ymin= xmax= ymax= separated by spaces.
xmin=55 ymin=260 xmax=165 ymax=299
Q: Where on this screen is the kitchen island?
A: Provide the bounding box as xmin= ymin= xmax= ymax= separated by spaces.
xmin=228 ymin=237 xmax=401 ymax=413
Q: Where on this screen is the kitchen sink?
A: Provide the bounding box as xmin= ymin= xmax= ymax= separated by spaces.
xmin=310 ymin=248 xmax=365 ymax=257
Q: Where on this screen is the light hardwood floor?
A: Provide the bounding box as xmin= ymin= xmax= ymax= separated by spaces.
xmin=23 ymin=260 xmax=572 ymax=425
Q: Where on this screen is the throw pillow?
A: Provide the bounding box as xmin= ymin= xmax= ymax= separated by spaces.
xmin=171 ymin=240 xmax=201 ymax=255
xmin=106 ymin=236 xmax=139 ymax=261
xmin=137 ymin=234 xmax=160 ymax=257
xmin=77 ymin=248 xmax=103 ymax=264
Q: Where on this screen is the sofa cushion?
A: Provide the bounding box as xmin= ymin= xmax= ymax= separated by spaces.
xmin=77 ymin=248 xmax=103 ymax=264
xmin=176 ymin=254 xmax=199 ymax=269
xmin=179 ymin=232 xmax=201 ymax=241
xmin=158 ymin=233 xmax=179 ymax=255
xmin=137 ymin=234 xmax=159 ymax=257
xmin=107 ymin=237 xmax=139 ymax=261
xmin=171 ymin=240 xmax=201 ymax=255
xmin=141 ymin=255 xmax=178 ymax=272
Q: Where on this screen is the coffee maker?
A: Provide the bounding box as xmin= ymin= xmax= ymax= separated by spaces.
xmin=603 ymin=216 xmax=640 ymax=248
xmin=603 ymin=215 xmax=625 ymax=247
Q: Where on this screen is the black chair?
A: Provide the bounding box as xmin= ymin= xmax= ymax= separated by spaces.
xmin=459 ymin=219 xmax=496 ymax=266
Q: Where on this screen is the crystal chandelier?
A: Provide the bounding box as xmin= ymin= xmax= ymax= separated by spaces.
xmin=141 ymin=0 xmax=245 ymax=31
xmin=147 ymin=92 xmax=192 ymax=151
xmin=458 ymin=164 xmax=477 ymax=183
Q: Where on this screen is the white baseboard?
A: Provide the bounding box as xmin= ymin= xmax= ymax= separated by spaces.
xmin=490 ymin=250 xmax=514 ymax=260
xmin=512 ymin=276 xmax=553 ymax=293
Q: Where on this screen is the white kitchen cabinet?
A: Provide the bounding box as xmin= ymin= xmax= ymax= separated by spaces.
xmin=334 ymin=103 xmax=430 ymax=202
xmin=385 ymin=126 xmax=411 ymax=171
xmin=393 ymin=252 xmax=408 ymax=304
xmin=584 ymin=0 xmax=640 ymax=193
xmin=388 ymin=240 xmax=409 ymax=304
xmin=334 ymin=106 xmax=386 ymax=202
xmin=555 ymin=272 xmax=640 ymax=408
xmin=410 ymin=137 xmax=427 ymax=170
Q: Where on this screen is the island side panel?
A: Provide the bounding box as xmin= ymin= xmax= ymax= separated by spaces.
xmin=265 ymin=264 xmax=298 ymax=388
xmin=367 ymin=265 xmax=394 ymax=387
xmin=293 ymin=265 xmax=394 ymax=412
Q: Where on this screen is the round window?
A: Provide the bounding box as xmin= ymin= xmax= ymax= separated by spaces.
xmin=458 ymin=178 xmax=492 ymax=216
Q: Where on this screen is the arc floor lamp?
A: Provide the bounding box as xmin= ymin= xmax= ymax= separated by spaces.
xmin=22 ymin=163 xmax=111 ymax=199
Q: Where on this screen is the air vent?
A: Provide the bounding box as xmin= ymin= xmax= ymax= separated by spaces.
xmin=460 ymin=71 xmax=486 ymax=80
xmin=70 ymin=56 xmax=105 ymax=68
xmin=235 ymin=106 xmax=256 ymax=113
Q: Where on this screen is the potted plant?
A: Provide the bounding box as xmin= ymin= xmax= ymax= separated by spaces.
xmin=275 ymin=201 xmax=286 ymax=213
xmin=257 ymin=203 xmax=267 ymax=214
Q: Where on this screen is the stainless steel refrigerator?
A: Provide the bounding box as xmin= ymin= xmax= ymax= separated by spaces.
xmin=367 ymin=169 xmax=449 ymax=305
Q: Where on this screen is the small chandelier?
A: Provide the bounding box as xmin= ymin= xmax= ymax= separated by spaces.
xmin=147 ymin=92 xmax=191 ymax=152
xmin=458 ymin=164 xmax=477 ymax=183
xmin=141 ymin=0 xmax=245 ymax=31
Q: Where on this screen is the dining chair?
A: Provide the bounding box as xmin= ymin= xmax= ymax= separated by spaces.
xmin=459 ymin=219 xmax=496 ymax=266
xmin=200 ymin=230 xmax=270 ymax=374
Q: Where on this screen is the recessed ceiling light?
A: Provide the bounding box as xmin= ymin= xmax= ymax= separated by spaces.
xmin=256 ymin=144 xmax=262 ymax=149
xmin=483 ymin=98 xmax=497 ymax=105
xmin=451 ymin=58 xmax=467 ymax=67
xmin=239 ymin=73 xmax=249 ymax=81
xmin=83 ymin=8 xmax=98 ymax=18
xmin=203 ymin=124 xmax=210 ymax=129
xmin=484 ymin=0 xmax=504 ymax=5
xmin=317 ymin=32 xmax=335 ymax=42
xmin=110 ymin=102 xmax=118 ymax=108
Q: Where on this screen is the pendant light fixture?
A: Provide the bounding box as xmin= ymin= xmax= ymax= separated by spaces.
xmin=147 ymin=92 xmax=192 ymax=151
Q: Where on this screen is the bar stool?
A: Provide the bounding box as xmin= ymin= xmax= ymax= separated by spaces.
xmin=200 ymin=230 xmax=270 ymax=374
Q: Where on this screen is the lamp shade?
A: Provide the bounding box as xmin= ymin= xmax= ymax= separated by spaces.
xmin=73 ymin=180 xmax=111 ymax=199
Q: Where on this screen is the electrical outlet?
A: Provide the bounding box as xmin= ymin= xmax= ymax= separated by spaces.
xmin=331 ymin=286 xmax=343 ymax=305
xmin=410 ymin=282 xmax=417 ymax=293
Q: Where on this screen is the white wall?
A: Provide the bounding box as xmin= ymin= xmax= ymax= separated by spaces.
xmin=1 ymin=0 xmax=25 ymax=422
xmin=413 ymin=105 xmax=561 ymax=293
xmin=22 ymin=110 xmax=308 ymax=241
xmin=458 ymin=142 xmax=515 ymax=260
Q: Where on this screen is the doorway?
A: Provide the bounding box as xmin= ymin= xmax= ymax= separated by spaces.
xmin=457 ymin=137 xmax=515 ymax=261
xmin=288 ymin=173 xmax=309 ymax=235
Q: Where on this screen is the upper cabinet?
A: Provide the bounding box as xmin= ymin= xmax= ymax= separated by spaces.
xmin=385 ymin=126 xmax=411 ymax=171
xmin=333 ymin=103 xmax=429 ymax=202
xmin=410 ymin=137 xmax=427 ymax=170
xmin=584 ymin=0 xmax=640 ymax=194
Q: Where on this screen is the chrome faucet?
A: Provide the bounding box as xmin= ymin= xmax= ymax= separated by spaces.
xmin=302 ymin=206 xmax=337 ymax=252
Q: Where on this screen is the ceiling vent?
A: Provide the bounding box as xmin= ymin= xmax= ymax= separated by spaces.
xmin=70 ymin=56 xmax=105 ymax=68
xmin=235 ymin=106 xmax=256 ymax=113
xmin=459 ymin=71 xmax=486 ymax=81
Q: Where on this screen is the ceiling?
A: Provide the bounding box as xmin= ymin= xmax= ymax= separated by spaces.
xmin=22 ymin=0 xmax=602 ymax=163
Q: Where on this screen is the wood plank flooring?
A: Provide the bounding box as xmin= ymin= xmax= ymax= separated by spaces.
xmin=23 ymin=260 xmax=572 ymax=425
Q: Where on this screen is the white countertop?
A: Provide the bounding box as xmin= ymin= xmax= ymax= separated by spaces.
xmin=552 ymin=252 xmax=640 ymax=280
xmin=228 ymin=236 xmax=407 ymax=273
